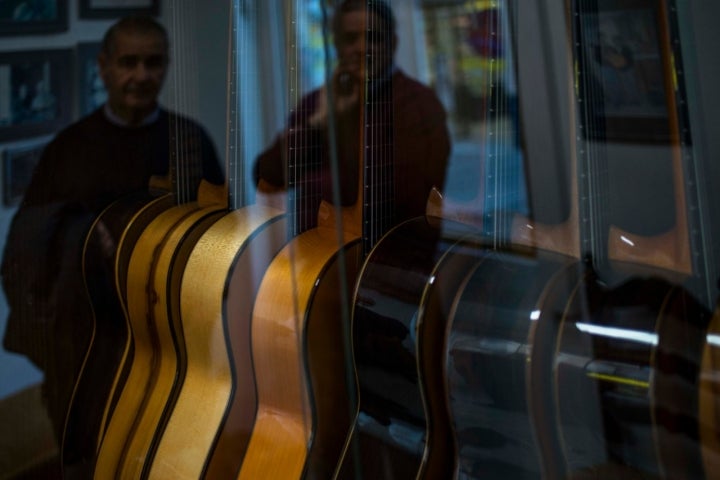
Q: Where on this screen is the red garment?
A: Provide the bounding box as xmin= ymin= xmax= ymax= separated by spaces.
xmin=254 ymin=69 xmax=451 ymax=230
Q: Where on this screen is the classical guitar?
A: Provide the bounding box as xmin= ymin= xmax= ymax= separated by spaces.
xmin=145 ymin=5 xmax=287 ymax=477
xmin=102 ymin=198 xmax=225 ymax=479
xmin=61 ymin=189 xmax=173 ymax=478
xmin=335 ymin=210 xmax=488 ymax=480
xmin=549 ymin=1 xmax=711 ymax=478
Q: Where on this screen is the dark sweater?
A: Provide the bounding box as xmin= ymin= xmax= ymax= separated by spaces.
xmin=0 ymin=107 xmax=223 ymax=446
xmin=254 ymin=70 xmax=451 ymax=232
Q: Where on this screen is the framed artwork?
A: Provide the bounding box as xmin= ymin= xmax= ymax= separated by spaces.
xmin=76 ymin=42 xmax=107 ymax=116
xmin=79 ymin=0 xmax=160 ymax=19
xmin=2 ymin=139 xmax=47 ymax=206
xmin=0 ymin=0 xmax=68 ymax=35
xmin=574 ymin=0 xmax=672 ymax=143
xmin=0 ymin=49 xmax=73 ymax=142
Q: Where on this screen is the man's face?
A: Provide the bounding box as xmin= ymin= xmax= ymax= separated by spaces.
xmin=98 ymin=31 xmax=168 ymax=123
xmin=334 ymin=10 xmax=396 ymax=80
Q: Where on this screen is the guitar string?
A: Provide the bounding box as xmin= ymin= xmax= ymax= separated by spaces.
xmin=226 ymin=1 xmax=237 ymax=209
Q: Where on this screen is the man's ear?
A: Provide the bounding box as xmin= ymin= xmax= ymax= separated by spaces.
xmin=97 ymin=53 xmax=108 ymax=79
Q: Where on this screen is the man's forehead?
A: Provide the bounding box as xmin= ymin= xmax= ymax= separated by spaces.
xmin=339 ymin=10 xmax=386 ymax=31
xmin=111 ymin=31 xmax=168 ymax=56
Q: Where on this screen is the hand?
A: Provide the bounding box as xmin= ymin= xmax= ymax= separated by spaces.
xmin=308 ymin=69 xmax=360 ymax=128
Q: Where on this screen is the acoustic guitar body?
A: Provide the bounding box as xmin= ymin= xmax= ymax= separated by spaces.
xmin=146 ymin=204 xmax=287 ymax=480
xmin=335 ymin=216 xmax=482 ymax=479
xmin=117 ymin=202 xmax=226 ymax=479
xmin=443 ymin=246 xmax=576 ymax=479
xmin=62 ymin=190 xmax=172 ymax=478
xmin=238 ymin=226 xmax=361 ymax=480
xmin=93 ymin=201 xmax=215 ymax=478
xmin=552 ymin=262 xmax=709 ymax=479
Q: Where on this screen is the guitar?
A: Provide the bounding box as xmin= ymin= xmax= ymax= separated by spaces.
xmin=100 ymin=199 xmax=225 ymax=479
xmin=335 ymin=211 xmax=488 ymax=480
xmin=549 ymin=1 xmax=711 ymax=478
xmin=61 ymin=189 xmax=173 ymax=478
xmin=145 ymin=4 xmax=287 ymax=478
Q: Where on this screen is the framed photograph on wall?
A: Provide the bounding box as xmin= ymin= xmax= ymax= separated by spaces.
xmin=79 ymin=0 xmax=160 ymax=19
xmin=0 ymin=0 xmax=68 ymax=35
xmin=76 ymin=42 xmax=107 ymax=116
xmin=574 ymin=0 xmax=673 ymax=143
xmin=2 ymin=139 xmax=47 ymax=206
xmin=0 ymin=49 xmax=73 ymax=142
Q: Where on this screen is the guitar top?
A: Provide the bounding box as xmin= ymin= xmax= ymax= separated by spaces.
xmin=237 ymin=226 xmax=361 ymax=480
xmin=146 ymin=204 xmax=286 ymax=480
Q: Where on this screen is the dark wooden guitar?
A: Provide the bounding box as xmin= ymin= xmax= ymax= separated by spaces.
xmin=428 ymin=3 xmax=586 ymax=478
xmin=335 ymin=212 xmax=491 ymax=480
xmin=61 ymin=189 xmax=173 ymax=478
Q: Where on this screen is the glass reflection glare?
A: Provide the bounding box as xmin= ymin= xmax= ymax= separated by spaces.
xmin=575 ymin=322 xmax=659 ymax=346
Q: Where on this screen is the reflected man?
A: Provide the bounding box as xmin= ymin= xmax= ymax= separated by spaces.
xmin=254 ymin=0 xmax=451 ymax=230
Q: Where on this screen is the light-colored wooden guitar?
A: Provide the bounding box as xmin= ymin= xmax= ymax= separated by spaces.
xmin=143 ymin=5 xmax=287 ymax=478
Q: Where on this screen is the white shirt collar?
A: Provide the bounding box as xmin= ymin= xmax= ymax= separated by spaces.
xmin=103 ymin=103 xmax=160 ymax=127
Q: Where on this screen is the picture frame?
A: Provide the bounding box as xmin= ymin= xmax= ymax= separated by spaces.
xmin=2 ymin=139 xmax=48 ymax=206
xmin=79 ymin=0 xmax=160 ymax=19
xmin=0 ymin=48 xmax=73 ymax=143
xmin=574 ymin=0 xmax=672 ymax=143
xmin=0 ymin=0 xmax=68 ymax=35
xmin=76 ymin=42 xmax=107 ymax=116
